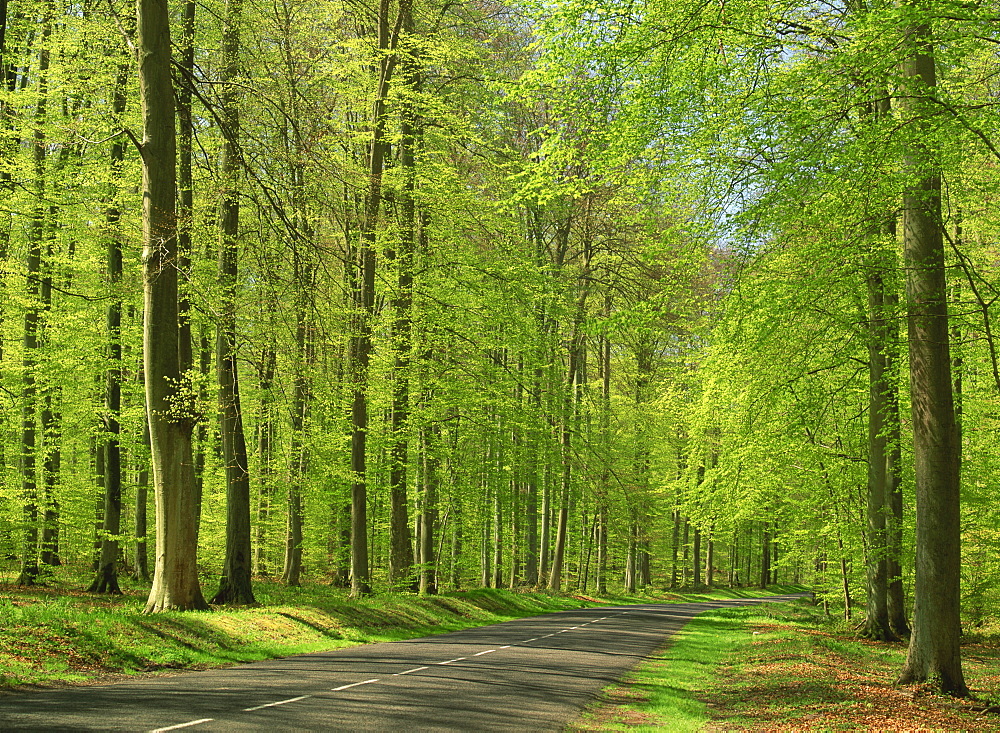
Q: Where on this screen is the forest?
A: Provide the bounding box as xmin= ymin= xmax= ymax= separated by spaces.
xmin=0 ymin=0 xmax=997 ymax=697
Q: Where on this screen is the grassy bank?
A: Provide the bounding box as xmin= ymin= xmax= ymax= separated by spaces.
xmin=572 ymin=597 xmax=1000 ymax=731
xmin=0 ymin=573 xmax=797 ymax=691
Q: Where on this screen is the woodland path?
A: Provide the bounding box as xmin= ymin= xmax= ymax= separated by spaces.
xmin=0 ymin=594 xmax=804 ymax=731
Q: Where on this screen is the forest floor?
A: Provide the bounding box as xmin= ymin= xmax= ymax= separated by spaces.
xmin=572 ymin=598 xmax=1000 ymax=731
xmin=0 ymin=566 xmax=796 ymax=691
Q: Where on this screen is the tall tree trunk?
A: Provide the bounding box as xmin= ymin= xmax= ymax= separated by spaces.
xmin=896 ymin=12 xmax=966 ymax=695
xmin=387 ymin=0 xmax=417 ymax=591
xmin=89 ymin=60 xmax=128 ymax=595
xmin=211 ymin=0 xmax=255 ymax=607
xmin=140 ymin=0 xmax=207 ymax=612
xmin=17 ymin=11 xmax=50 ymax=587
xmin=348 ymin=0 xmax=408 ymax=597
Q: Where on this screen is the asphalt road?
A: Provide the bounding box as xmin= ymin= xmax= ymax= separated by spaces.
xmin=0 ymin=594 xmax=804 ymax=732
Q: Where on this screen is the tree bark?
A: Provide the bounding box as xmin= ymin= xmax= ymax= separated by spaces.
xmin=419 ymin=425 xmax=438 ymax=594
xmin=860 ymin=270 xmax=897 ymax=639
xmin=210 ymin=0 xmax=255 ymax=607
xmin=89 ymin=59 xmax=128 ymax=596
xmin=387 ymin=0 xmax=417 ymax=591
xmin=17 ymin=10 xmax=51 ymax=587
xmin=896 ymin=13 xmax=966 ymax=695
xmin=140 ymin=0 xmax=207 ymax=612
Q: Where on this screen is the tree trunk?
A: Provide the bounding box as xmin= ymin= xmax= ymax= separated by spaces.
xmin=671 ymin=509 xmax=680 ymax=588
xmin=140 ymin=0 xmax=207 ymax=612
xmin=706 ymin=531 xmax=714 ymax=588
xmin=861 ymin=269 xmax=897 ymax=640
xmin=419 ymin=425 xmax=438 ymax=595
xmin=387 ymin=0 xmax=417 ymax=591
xmin=89 ymin=59 xmax=128 ymax=595
xmin=693 ymin=527 xmax=702 ymax=586
xmin=896 ymin=13 xmax=966 ymax=695
xmin=135 ymin=415 xmax=151 ymax=582
xmin=596 ymin=504 xmax=607 ymax=594
xmin=254 ymin=346 xmax=276 ymax=575
xmin=282 ymin=251 xmax=310 ymax=587
xmin=760 ymin=524 xmax=770 ymax=589
xmin=16 ymin=9 xmax=50 ymax=588
xmin=210 ymin=0 xmax=255 ymax=607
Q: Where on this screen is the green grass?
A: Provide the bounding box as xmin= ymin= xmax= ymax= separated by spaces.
xmin=570 ymin=591 xmax=809 ymax=731
xmin=573 ymin=595 xmax=1000 ymax=731
xmin=0 ymin=572 xmax=803 ymax=690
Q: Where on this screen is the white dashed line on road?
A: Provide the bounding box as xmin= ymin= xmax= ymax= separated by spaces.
xmin=437 ymin=657 xmax=466 ymax=665
xmin=149 ymin=719 xmax=213 ymax=733
xmin=394 ymin=666 xmax=429 ymax=676
xmin=244 ymin=695 xmax=311 ymax=712
xmin=473 ymin=649 xmax=496 ymax=656
xmin=332 ymin=678 xmax=380 ymax=691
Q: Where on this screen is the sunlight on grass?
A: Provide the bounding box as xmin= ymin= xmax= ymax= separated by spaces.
xmin=0 ymin=575 xmax=800 ymax=689
xmin=569 ymin=592 xmax=807 ymax=731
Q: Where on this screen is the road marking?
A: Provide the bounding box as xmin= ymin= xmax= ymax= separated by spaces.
xmin=244 ymin=695 xmax=310 ymax=712
xmin=437 ymin=657 xmax=466 ymax=664
xmin=332 ymin=678 xmax=380 ymax=691
xmin=523 ymin=638 xmax=538 ymax=642
xmin=149 ymin=720 xmax=213 ymax=733
xmin=473 ymin=649 xmax=496 ymax=656
xmin=541 ymin=634 xmax=555 ymax=638
xmin=499 ymin=645 xmax=511 ymax=649
xmin=394 ymin=666 xmax=429 ymax=676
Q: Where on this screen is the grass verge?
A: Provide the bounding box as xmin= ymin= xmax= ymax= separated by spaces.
xmin=0 ymin=573 xmax=800 ymax=691
xmin=572 ymin=596 xmax=1000 ymax=731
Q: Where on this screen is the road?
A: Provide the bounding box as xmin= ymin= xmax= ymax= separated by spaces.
xmin=0 ymin=594 xmax=803 ymax=732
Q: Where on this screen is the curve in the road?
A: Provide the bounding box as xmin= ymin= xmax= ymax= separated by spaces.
xmin=0 ymin=593 xmax=805 ymax=732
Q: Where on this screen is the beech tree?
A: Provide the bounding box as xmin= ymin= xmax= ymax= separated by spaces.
xmin=138 ymin=0 xmax=207 ymax=613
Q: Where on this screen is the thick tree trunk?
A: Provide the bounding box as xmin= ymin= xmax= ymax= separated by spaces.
xmin=896 ymin=15 xmax=966 ymax=695
xmin=140 ymin=0 xmax=207 ymax=612
xmin=211 ymin=0 xmax=255 ymax=607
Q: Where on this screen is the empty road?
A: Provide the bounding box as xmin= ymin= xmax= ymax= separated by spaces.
xmin=0 ymin=594 xmax=803 ymax=731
